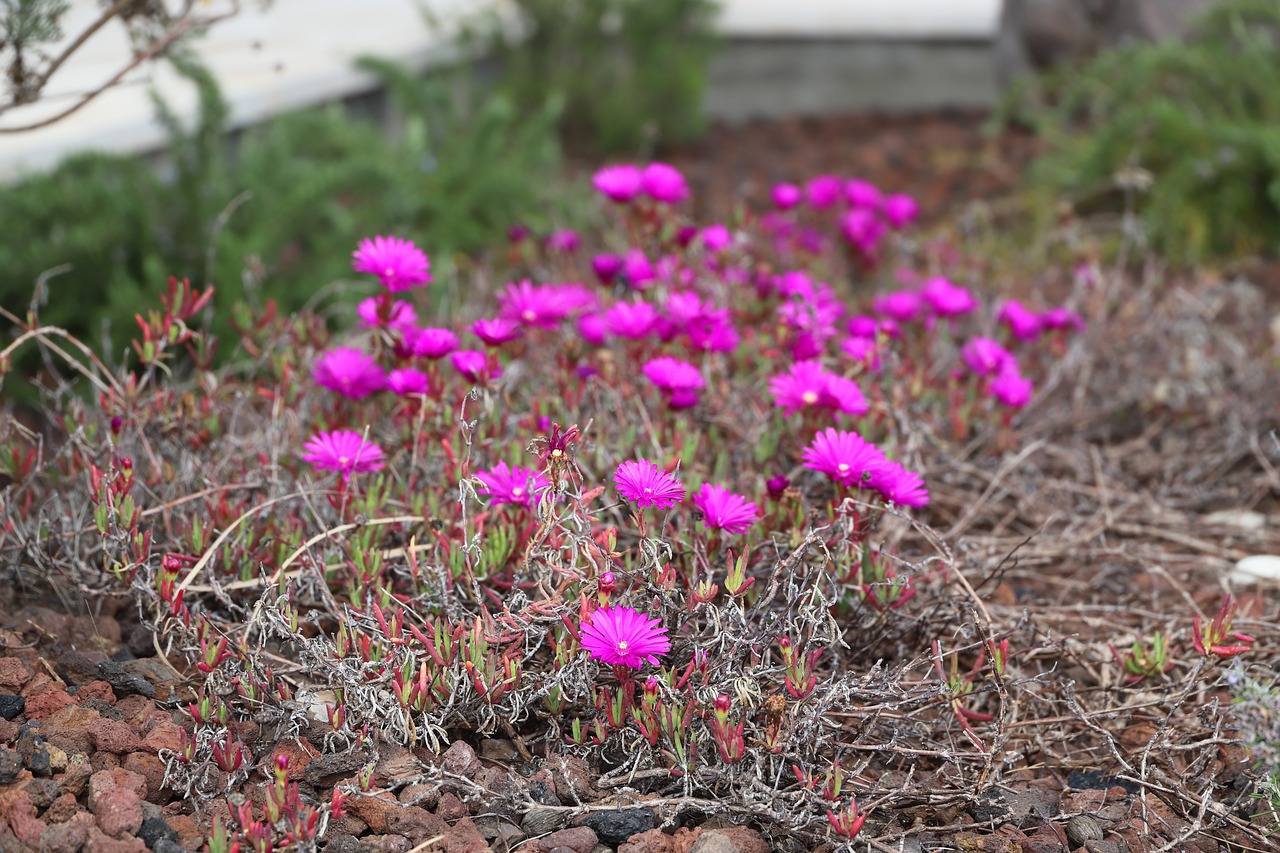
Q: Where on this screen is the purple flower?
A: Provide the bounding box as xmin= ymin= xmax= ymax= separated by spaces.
xmin=883 ymin=194 xmax=919 ymax=228
xmin=593 ymin=164 xmax=644 ymax=203
xmin=314 ymin=347 xmax=386 ymax=399
xmin=352 ymin=236 xmax=432 ymax=292
xmin=920 ymin=277 xmax=979 ymax=318
xmin=825 ymin=374 xmax=871 ymax=416
xmin=867 ymin=459 xmax=930 ymax=507
xmin=700 ymin=224 xmax=733 ymax=253
xmin=806 ymin=175 xmax=843 ymax=209
xmin=499 ymin=280 xmax=587 ymax=328
xmin=451 ymin=349 xmax=499 ymax=383
xmin=996 ymin=300 xmax=1043 ymax=341
xmin=603 ymin=300 xmax=660 ymax=340
xmin=476 ymin=460 xmax=549 ymax=508
xmin=802 ymin=428 xmax=887 ymax=489
xmin=686 ymin=309 xmax=739 ymax=354
xmin=545 ymin=229 xmax=581 ymax=253
xmin=641 ymin=162 xmax=689 ymax=204
xmin=841 ymin=208 xmax=887 ymax=256
xmin=840 ymin=336 xmax=881 ymax=370
xmin=769 ymin=361 xmax=868 ymax=417
xmin=962 ymin=337 xmax=1016 ymax=377
xmin=592 ymin=253 xmax=624 ymax=285
xmin=302 ymin=429 xmax=385 ymax=480
xmin=693 ymin=484 xmax=759 ymax=534
xmin=387 ymin=368 xmax=430 ymax=396
xmin=873 ymin=290 xmax=923 ymax=323
xmin=643 ymin=357 xmax=705 ymax=398
xmin=989 ymin=366 xmax=1034 ymax=408
xmin=406 ymin=327 xmax=459 ymax=360
xmin=614 ymin=459 xmax=685 ymax=509
xmin=845 ymin=179 xmax=883 ymax=210
xmin=579 ymin=606 xmax=670 ymax=668
xmin=766 ymin=475 xmax=791 ymax=499
xmin=1040 ymin=306 xmax=1086 ymax=332
xmin=577 ymin=312 xmax=607 ymax=346
xmin=772 ymin=182 xmax=802 ymax=210
xmin=357 ymin=297 xmax=417 ymax=330
xmin=622 ymin=249 xmax=656 ymax=289
xmin=470 ymin=317 xmax=522 ymax=347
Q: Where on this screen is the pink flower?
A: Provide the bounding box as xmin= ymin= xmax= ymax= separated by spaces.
xmin=302 ymin=429 xmax=385 ymax=480
xmin=614 ymin=459 xmax=685 ymax=509
xmin=357 ymin=297 xmax=417 ymax=330
xmin=352 ymin=236 xmax=432 ymax=292
xmin=700 ymin=224 xmax=733 ymax=253
xmin=883 ymin=194 xmax=919 ymax=228
xmin=769 ymin=361 xmax=868 ymax=417
xmin=873 ymin=290 xmax=923 ymax=323
xmin=577 ymin=312 xmax=607 ymax=346
xmin=802 ymin=428 xmax=887 ymax=489
xmin=693 ymin=484 xmax=759 ymax=534
xmin=989 ymin=366 xmax=1033 ymax=408
xmin=593 ymin=164 xmax=644 ymax=203
xmin=406 ymin=327 xmax=459 ymax=360
xmin=867 ymin=459 xmax=930 ymax=507
xmin=592 ymin=253 xmax=624 ymax=285
xmin=996 ymin=300 xmax=1043 ymax=341
xmin=920 ymin=277 xmax=979 ymax=318
xmin=476 ymin=461 xmax=549 ymax=508
xmin=642 ymin=357 xmax=705 ymax=409
xmin=545 ymin=229 xmax=581 ymax=253
xmin=499 ymin=280 xmax=593 ymax=327
xmin=845 ymin=179 xmax=883 ymax=210
xmin=451 ymin=350 xmax=499 ymax=383
xmin=806 ymin=175 xmax=843 ymax=209
xmin=686 ymin=309 xmax=739 ymax=354
xmin=841 ymin=209 xmax=887 ymax=257
xmin=641 ymin=162 xmax=689 ymax=204
xmin=579 ymin=606 xmax=670 ymax=668
xmin=622 ymin=249 xmax=656 ymax=289
xmin=840 ymin=336 xmax=881 ymax=370
xmin=1040 ymin=306 xmax=1085 ymax=332
xmin=470 ymin=317 xmax=522 ymax=347
xmin=387 ymin=368 xmax=430 ymax=396
xmin=314 ymin=347 xmax=386 ymax=398
xmin=962 ymin=337 xmax=1015 ymax=377
xmin=603 ymin=300 xmax=660 ymax=340
xmin=772 ymin=182 xmax=802 ymax=210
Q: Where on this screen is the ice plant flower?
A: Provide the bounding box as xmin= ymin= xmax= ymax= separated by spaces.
xmin=920 ymin=277 xmax=979 ymax=318
xmin=882 ymin=193 xmax=919 ymax=228
xmin=769 ymin=361 xmax=836 ymax=415
xmin=545 ymin=229 xmax=581 ymax=253
xmin=387 ymin=368 xmax=430 ymax=396
xmin=579 ymin=606 xmax=670 ymax=668
xmin=302 ymin=430 xmax=385 ymax=480
xmin=603 ymin=300 xmax=660 ymax=340
xmin=592 ymin=164 xmax=643 ymax=203
xmin=806 ymin=175 xmax=842 ymax=209
xmin=802 ymin=428 xmax=887 ymax=489
xmin=841 ymin=208 xmax=887 ymax=257
xmin=622 ymin=249 xmax=656 ymax=289
xmin=867 ymin=459 xmax=930 ymax=507
xmin=962 ymin=337 xmax=1015 ymax=377
xmin=693 ymin=484 xmax=759 ymax=534
xmin=873 ymin=290 xmax=923 ymax=323
xmin=1040 ymin=306 xmax=1086 ymax=332
xmin=577 ymin=312 xmax=607 ymax=346
xmin=357 ymin=297 xmax=417 ymax=330
xmin=841 ymin=335 xmax=881 ymax=370
xmin=641 ymin=162 xmax=689 ymax=204
xmin=314 ymin=347 xmax=386 ymax=399
xmin=643 ymin=356 xmax=705 ymax=409
xmin=772 ymin=182 xmax=802 ymax=210
xmin=470 ymin=317 xmax=522 ymax=347
xmin=352 ymin=236 xmax=431 ymax=292
xmin=845 ymin=179 xmax=883 ymax=210
xmin=407 ymin=327 xmax=459 ymax=360
xmin=476 ymin=461 xmax=549 ymax=508
xmin=614 ymin=459 xmax=685 ymax=509
xmin=591 ymin=253 xmax=624 ymax=285
xmin=996 ymin=300 xmax=1043 ymax=341
xmin=700 ymin=224 xmax=733 ymax=253
xmin=989 ymin=366 xmax=1034 ymax=408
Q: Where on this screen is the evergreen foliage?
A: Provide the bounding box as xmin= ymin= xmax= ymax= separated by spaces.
xmin=1003 ymin=0 xmax=1280 ymax=263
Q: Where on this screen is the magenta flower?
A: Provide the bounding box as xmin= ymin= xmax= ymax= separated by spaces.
xmin=1040 ymin=306 xmax=1085 ymax=332
xmin=642 ymin=357 xmax=705 ymax=409
xmin=841 ymin=208 xmax=887 ymax=257
xmin=989 ymin=366 xmax=1034 ymax=408
xmin=470 ymin=317 xmax=522 ymax=347
xmin=802 ymin=428 xmax=887 ymax=489
xmin=614 ymin=459 xmax=685 ymax=509
xmin=603 ymin=300 xmax=660 ymax=340
xmin=840 ymin=336 xmax=881 ymax=370
xmin=406 ymin=327 xmax=459 ymax=360
xmin=693 ymin=484 xmax=759 ymax=534
xmin=387 ymin=367 xmax=430 ymax=396
xmin=476 ymin=461 xmax=549 ymax=508
xmin=579 ymin=606 xmax=670 ymax=668
xmin=686 ymin=309 xmax=739 ymax=354
xmin=996 ymin=300 xmax=1043 ymax=341
xmin=806 ymin=175 xmax=843 ymax=209
xmin=700 ymin=224 xmax=733 ymax=253
xmin=845 ymin=315 xmax=880 ymax=339
xmin=545 ymin=229 xmax=581 ymax=253
xmin=592 ymin=253 xmax=624 ymax=285
xmin=577 ymin=312 xmax=607 ymax=346
xmin=352 ymin=236 xmax=432 ymax=292
xmin=873 ymin=290 xmax=923 ymax=323
xmin=641 ymin=162 xmax=689 ymax=204
xmin=825 ymin=374 xmax=870 ymax=416
xmin=769 ymin=361 xmax=868 ymax=417
xmin=592 ymin=164 xmax=644 ymax=203
xmin=920 ymin=277 xmax=979 ymax=318
xmin=314 ymin=347 xmax=386 ymax=399
xmin=845 ymin=179 xmax=883 ymax=210
xmin=883 ymin=194 xmax=919 ymax=228
xmin=357 ymin=297 xmax=417 ymax=330
xmin=867 ymin=459 xmax=930 ymax=507
xmin=772 ymin=182 xmax=802 ymax=210
xmin=451 ymin=350 xmax=498 ymax=383
xmin=302 ymin=429 xmax=385 ymax=480
xmin=962 ymin=337 xmax=1015 ymax=377
xmin=622 ymin=249 xmax=656 ymax=289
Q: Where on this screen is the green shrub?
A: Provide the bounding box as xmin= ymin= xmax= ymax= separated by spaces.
xmin=459 ymin=0 xmax=720 ymax=156
xmin=0 ymin=57 xmax=566 ymax=393
xmin=1002 ymin=0 xmax=1280 ymax=264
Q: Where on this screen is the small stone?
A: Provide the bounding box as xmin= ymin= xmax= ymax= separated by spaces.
xmin=138 ymin=816 xmax=178 ymax=849
xmin=474 ymin=815 xmax=525 ymax=846
xmin=96 ymin=662 xmax=155 ymax=700
xmin=323 ymin=836 xmax=361 ymax=853
xmin=521 ymin=807 xmax=568 ymax=836
xmin=1231 ymin=555 xmax=1280 ymax=584
xmin=479 ymin=738 xmax=520 ymax=762
xmin=434 ymin=791 xmax=467 ymax=822
xmin=38 ymin=812 xmax=91 ymax=853
xmin=0 ymin=659 xmax=33 ymax=692
xmin=693 ymin=828 xmax=769 ymax=853
xmin=153 ymin=841 xmax=194 ymax=853
xmin=689 ymin=831 xmax=737 ymax=853
xmin=537 ymin=827 xmax=598 ymax=853
xmin=440 ymin=816 xmax=489 ymax=853
xmin=441 ymin=740 xmax=482 ymax=778
xmin=0 ymin=747 xmax=22 ymax=783
xmin=23 ymin=777 xmax=60 ymax=809
xmin=582 ymin=809 xmax=655 ymax=846
xmin=0 ymin=694 xmax=24 ymax=720
xmin=1065 ymin=815 xmax=1104 ymax=848
xmin=89 ymin=719 xmax=142 ymax=754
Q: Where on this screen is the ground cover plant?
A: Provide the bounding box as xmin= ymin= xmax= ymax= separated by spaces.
xmin=1 ymin=153 xmax=1279 ymax=852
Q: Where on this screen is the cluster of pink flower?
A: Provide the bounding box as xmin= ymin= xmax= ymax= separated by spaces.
xmin=613 ymin=459 xmax=759 ymax=534
xmin=761 ymin=174 xmax=919 ymax=262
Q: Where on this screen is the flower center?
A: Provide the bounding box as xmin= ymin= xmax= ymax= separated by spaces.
xmin=338 ymin=456 xmax=349 ymax=466
xmin=513 ymin=487 xmax=524 ymax=496
xmin=643 ymin=487 xmax=653 ymax=494
xmin=801 ymin=391 xmax=818 ymax=405
xmin=522 ymin=309 xmax=537 ymax=322
xmin=837 ymin=463 xmax=850 ymax=472
xmin=617 ymin=640 xmax=629 ymax=651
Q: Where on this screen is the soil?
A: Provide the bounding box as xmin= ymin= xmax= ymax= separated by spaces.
xmin=1 ymin=110 xmax=1277 ymax=853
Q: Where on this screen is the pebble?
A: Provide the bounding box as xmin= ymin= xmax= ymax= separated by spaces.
xmin=1230 ymin=555 xmax=1280 ymax=584
xmin=581 ymin=808 xmax=656 ymax=846
xmin=0 ymin=694 xmax=25 ymax=720
xmin=1065 ymin=815 xmax=1104 ymax=848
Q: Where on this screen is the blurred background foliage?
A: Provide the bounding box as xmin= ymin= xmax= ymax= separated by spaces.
xmin=0 ymin=0 xmax=721 ymax=394
xmin=1003 ymin=0 xmax=1280 ymax=265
